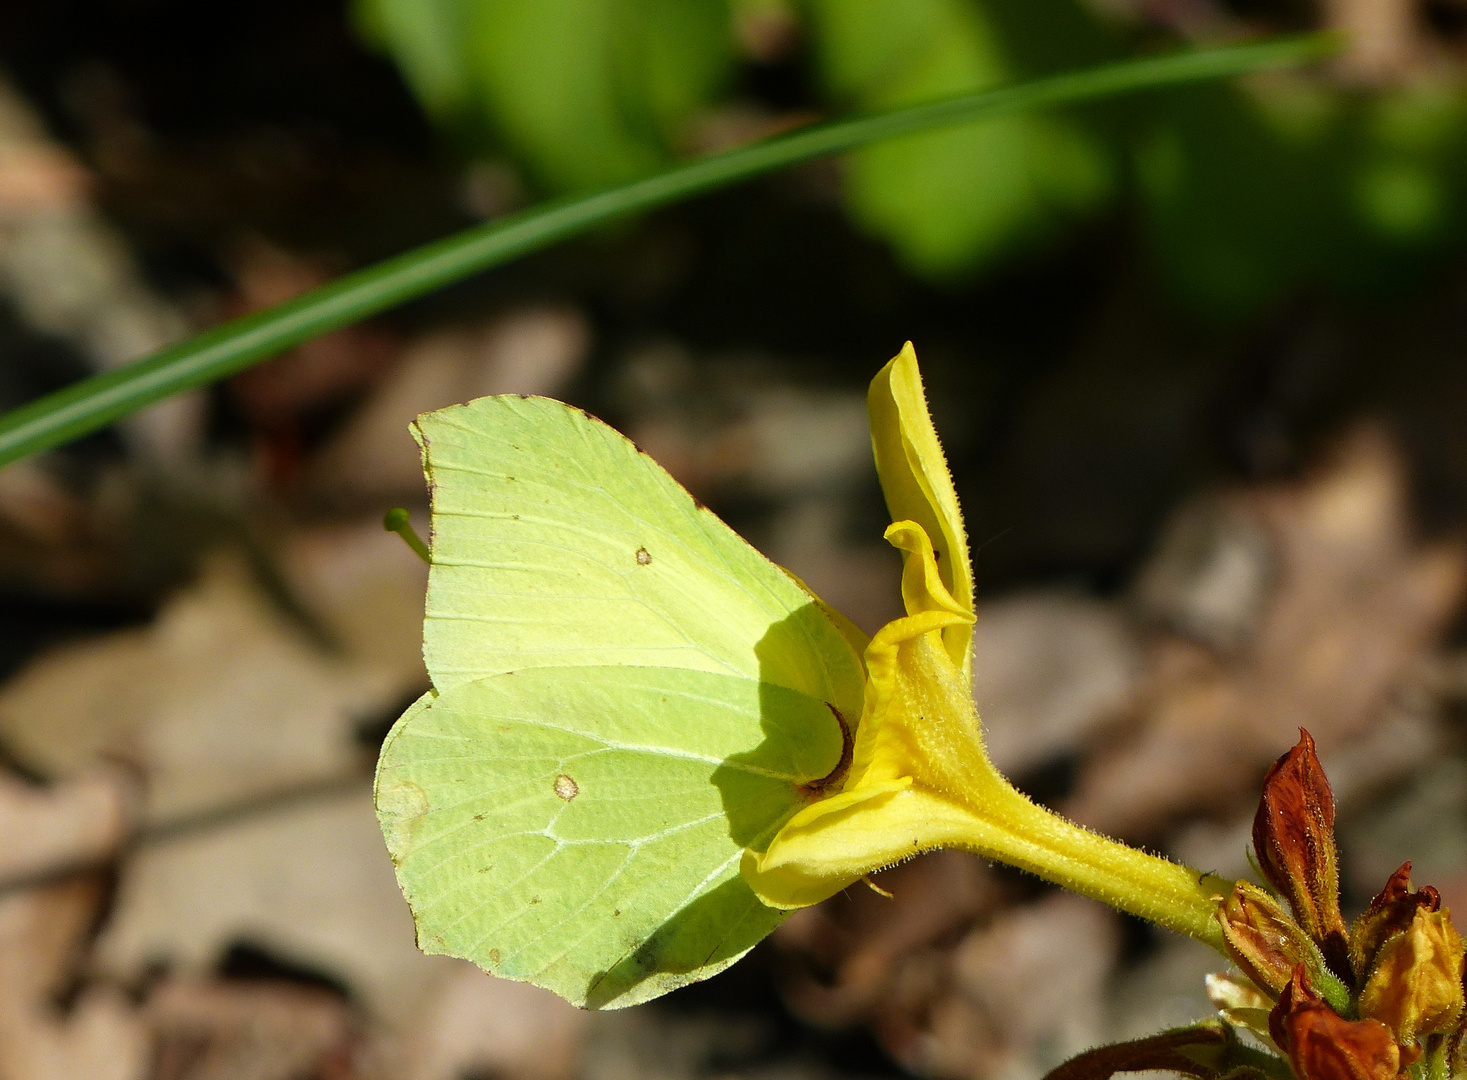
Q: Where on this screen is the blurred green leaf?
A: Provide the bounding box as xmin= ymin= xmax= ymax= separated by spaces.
xmin=354 ymin=0 xmax=477 ymax=121
xmin=356 ymin=0 xmax=1467 ymax=317
xmin=804 ymin=0 xmax=1115 ymax=278
xmin=1136 ymin=83 xmax=1333 ymax=318
xmin=1137 ymin=79 xmax=1467 ymax=318
xmin=468 ymin=0 xmax=732 ymax=190
xmin=1350 ymin=88 xmax=1467 ymax=244
xmin=358 ymin=0 xmax=733 ymax=191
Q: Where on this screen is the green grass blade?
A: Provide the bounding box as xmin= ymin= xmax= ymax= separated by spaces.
xmin=0 ymin=32 xmax=1339 ymax=467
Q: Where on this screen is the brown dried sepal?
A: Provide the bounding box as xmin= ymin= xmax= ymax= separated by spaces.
xmin=1270 ymin=966 xmax=1400 ymax=1080
xmin=1253 ymin=729 xmax=1351 ymax=979
xmin=1218 ymin=882 xmax=1326 ymax=997
xmin=1350 ymin=862 xmax=1441 ymax=984
xmin=1358 ymin=905 xmax=1465 ymax=1048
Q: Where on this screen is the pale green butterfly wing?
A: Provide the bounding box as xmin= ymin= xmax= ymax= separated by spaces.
xmin=377 ymin=666 xmax=845 ymax=1007
xmin=379 ymin=396 xmax=866 ymax=1006
xmin=415 ymin=395 xmax=865 ymax=712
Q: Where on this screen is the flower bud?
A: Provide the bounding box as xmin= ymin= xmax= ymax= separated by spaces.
xmin=1271 ymin=966 xmax=1401 ymax=1080
xmin=1218 ymin=882 xmax=1329 ymax=996
xmin=1253 ymin=730 xmax=1351 ymax=979
xmin=1359 ymin=905 xmax=1466 ymax=1047
xmin=1350 ymin=862 xmax=1440 ymax=985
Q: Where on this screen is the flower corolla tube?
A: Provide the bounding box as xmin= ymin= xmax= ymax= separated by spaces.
xmin=742 ymin=342 xmax=1232 ymax=949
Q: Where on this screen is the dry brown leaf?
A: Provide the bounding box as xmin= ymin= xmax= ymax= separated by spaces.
xmin=774 ymin=850 xmax=998 ymax=1028
xmin=398 ymin=965 xmax=585 ymax=1080
xmin=147 ymin=977 xmax=357 ymax=1080
xmin=1321 ymin=0 xmax=1433 ymax=82
xmin=0 ymin=549 xmax=420 ymax=823
xmin=0 ymin=76 xmax=198 ymax=461
xmin=95 ymin=786 xmax=457 ymax=1030
xmin=278 ymin=519 xmax=428 ymax=689
xmin=1066 ymin=425 xmax=1466 ymax=838
xmin=919 ymin=893 xmax=1119 ymax=1080
xmin=0 ymin=880 xmax=147 ymax=1080
xmin=0 ymin=767 xmax=132 ymax=884
xmin=225 ymin=240 xmax=398 ymax=427
xmin=0 ymin=462 xmax=135 ymax=607
xmin=972 ymin=592 xmax=1140 ymax=778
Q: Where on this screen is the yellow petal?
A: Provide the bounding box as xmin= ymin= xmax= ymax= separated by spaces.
xmin=744 ymin=531 xmax=1232 ymax=945
xmin=848 ymin=521 xmax=974 ymax=788
xmin=1360 ymin=907 xmax=1466 ymax=1045
xmin=868 ymin=342 xmax=973 ymax=676
xmin=746 ymin=522 xmax=1000 ymax=907
xmin=888 ymin=520 xmax=966 ymax=623
xmin=741 ymin=347 xmax=1241 ymax=948
xmin=741 ymin=786 xmax=971 ymax=908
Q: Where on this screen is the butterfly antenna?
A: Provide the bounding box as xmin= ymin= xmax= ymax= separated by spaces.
xmin=384 ymin=507 xmax=430 ymax=564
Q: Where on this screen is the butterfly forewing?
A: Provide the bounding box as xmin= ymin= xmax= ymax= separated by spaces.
xmin=416 ymin=396 xmax=864 ymax=716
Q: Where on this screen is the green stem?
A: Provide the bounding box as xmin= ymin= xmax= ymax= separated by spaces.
xmin=0 ymin=33 xmax=1339 ymax=468
xmin=959 ymin=782 xmax=1233 ymax=952
xmin=1422 ymin=1032 xmax=1452 ymax=1080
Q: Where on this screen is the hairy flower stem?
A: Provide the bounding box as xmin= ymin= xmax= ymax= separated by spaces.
xmin=950 ymin=775 xmax=1234 ymax=951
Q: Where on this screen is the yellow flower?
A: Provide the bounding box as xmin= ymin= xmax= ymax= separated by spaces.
xmin=741 ymin=343 xmax=1233 ymax=948
xmin=1359 ymin=906 xmax=1466 ymax=1048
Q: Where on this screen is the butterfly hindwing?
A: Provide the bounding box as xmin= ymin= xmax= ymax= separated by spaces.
xmin=376 ymin=665 xmax=841 ymax=1007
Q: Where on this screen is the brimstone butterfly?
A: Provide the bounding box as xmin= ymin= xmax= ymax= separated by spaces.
xmin=374 ymin=394 xmax=867 ymax=1008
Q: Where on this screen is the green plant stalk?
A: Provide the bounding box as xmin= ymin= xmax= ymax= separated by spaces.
xmin=0 ymin=32 xmax=1339 ymax=468
xmin=958 ymin=781 xmax=1234 ymax=951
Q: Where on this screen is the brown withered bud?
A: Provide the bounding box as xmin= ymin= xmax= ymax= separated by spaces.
xmin=1271 ymin=966 xmax=1401 ymax=1080
xmin=1253 ymin=729 xmax=1351 ymax=979
xmin=1358 ymin=905 xmax=1466 ymax=1048
xmin=1351 ymin=862 xmax=1441 ymax=985
xmin=1218 ymin=882 xmax=1328 ymax=996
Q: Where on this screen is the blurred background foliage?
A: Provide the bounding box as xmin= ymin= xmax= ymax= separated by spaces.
xmin=355 ymin=0 xmax=1467 ymax=317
